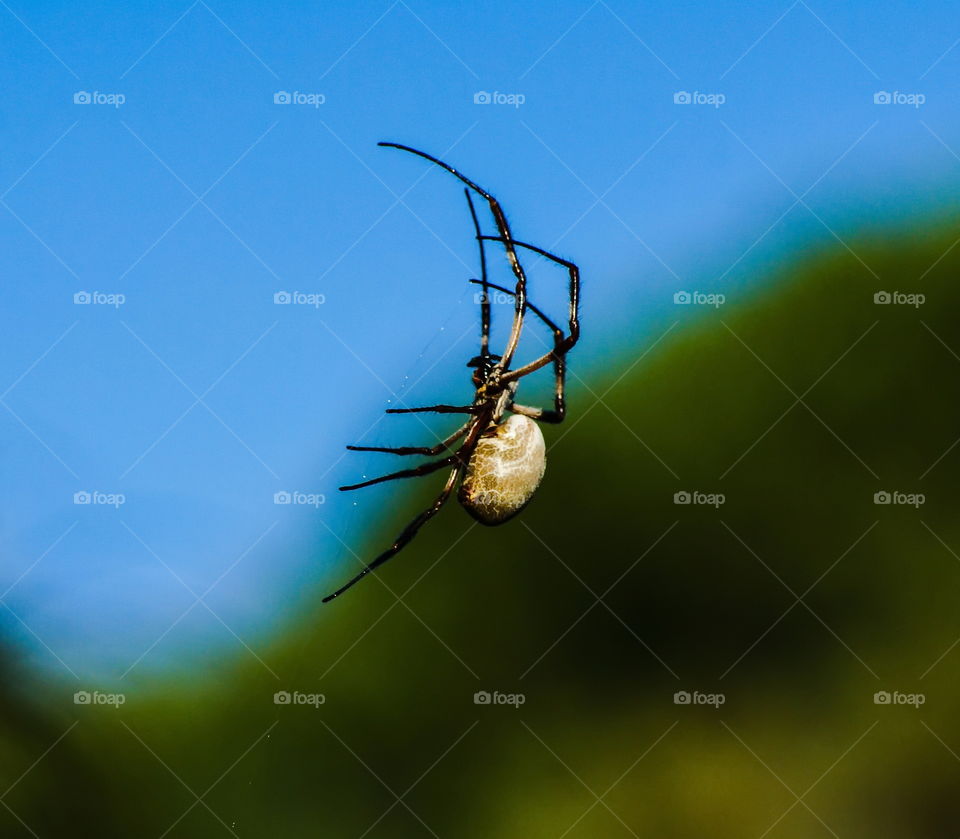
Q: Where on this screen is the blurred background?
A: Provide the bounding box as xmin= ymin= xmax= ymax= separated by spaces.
xmin=2 ymin=0 xmax=960 ymax=835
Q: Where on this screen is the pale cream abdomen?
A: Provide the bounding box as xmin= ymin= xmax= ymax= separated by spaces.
xmin=458 ymin=414 xmax=546 ymax=525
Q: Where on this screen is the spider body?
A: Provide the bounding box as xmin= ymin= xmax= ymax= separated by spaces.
xmin=323 ymin=142 xmax=580 ymax=602
xmin=459 ymin=414 xmax=546 ymax=525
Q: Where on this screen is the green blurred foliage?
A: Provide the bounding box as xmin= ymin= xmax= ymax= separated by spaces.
xmin=3 ymin=223 xmax=960 ymax=836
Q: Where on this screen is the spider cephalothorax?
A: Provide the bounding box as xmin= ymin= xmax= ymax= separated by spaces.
xmin=466 ymin=353 xmax=502 ymax=388
xmin=323 ymin=142 xmax=580 ymax=602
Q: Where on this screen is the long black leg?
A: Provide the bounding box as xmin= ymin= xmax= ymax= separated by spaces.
xmin=508 ymin=357 xmax=567 ymax=423
xmin=379 ymin=142 xmax=529 ymax=370
xmin=347 ymin=421 xmax=470 ymax=456
xmin=339 ymin=454 xmax=459 ymax=492
xmin=386 ymin=404 xmax=478 ymax=414
xmin=478 ymin=235 xmax=580 ymax=361
xmin=323 ymin=464 xmax=464 ymax=602
xmin=325 ymin=416 xmax=487 ymax=602
xmin=464 ymin=190 xmax=491 ymax=357
xmin=467 ymin=278 xmax=570 ymax=422
xmin=509 ymin=376 xmax=566 ymax=423
xmin=468 ymin=279 xmax=560 ymax=335
xmin=346 ymin=444 xmax=452 ymax=456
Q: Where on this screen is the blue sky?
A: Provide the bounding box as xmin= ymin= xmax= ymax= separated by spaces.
xmin=2 ymin=0 xmax=959 ymax=680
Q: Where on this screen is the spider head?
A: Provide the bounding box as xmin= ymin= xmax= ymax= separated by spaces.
xmin=467 ymin=353 xmax=501 ymax=388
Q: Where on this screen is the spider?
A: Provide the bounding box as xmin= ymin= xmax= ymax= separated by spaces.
xmin=323 ymin=142 xmax=580 ymax=602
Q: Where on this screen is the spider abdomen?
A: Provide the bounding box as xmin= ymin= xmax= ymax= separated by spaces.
xmin=458 ymin=414 xmax=546 ymax=525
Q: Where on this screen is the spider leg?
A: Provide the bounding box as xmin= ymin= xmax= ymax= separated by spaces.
xmin=339 ymin=454 xmax=459 ymax=492
xmin=347 ymin=420 xmax=470 ymax=456
xmin=468 ymin=279 xmax=559 ymax=334
xmin=478 ymin=235 xmax=580 ymax=365
xmin=467 ymin=277 xmax=571 ymax=423
xmin=386 ymin=404 xmax=479 ymax=414
xmin=326 ymin=416 xmax=487 ymax=601
xmin=379 ymin=142 xmax=529 ymax=370
xmin=481 ymin=238 xmax=578 ymax=425
xmin=323 ymin=463 xmax=465 ymax=602
xmin=506 ymin=358 xmax=567 ymax=423
xmin=509 ymin=384 xmax=566 ymax=423
xmin=464 ymin=189 xmax=491 ymax=357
